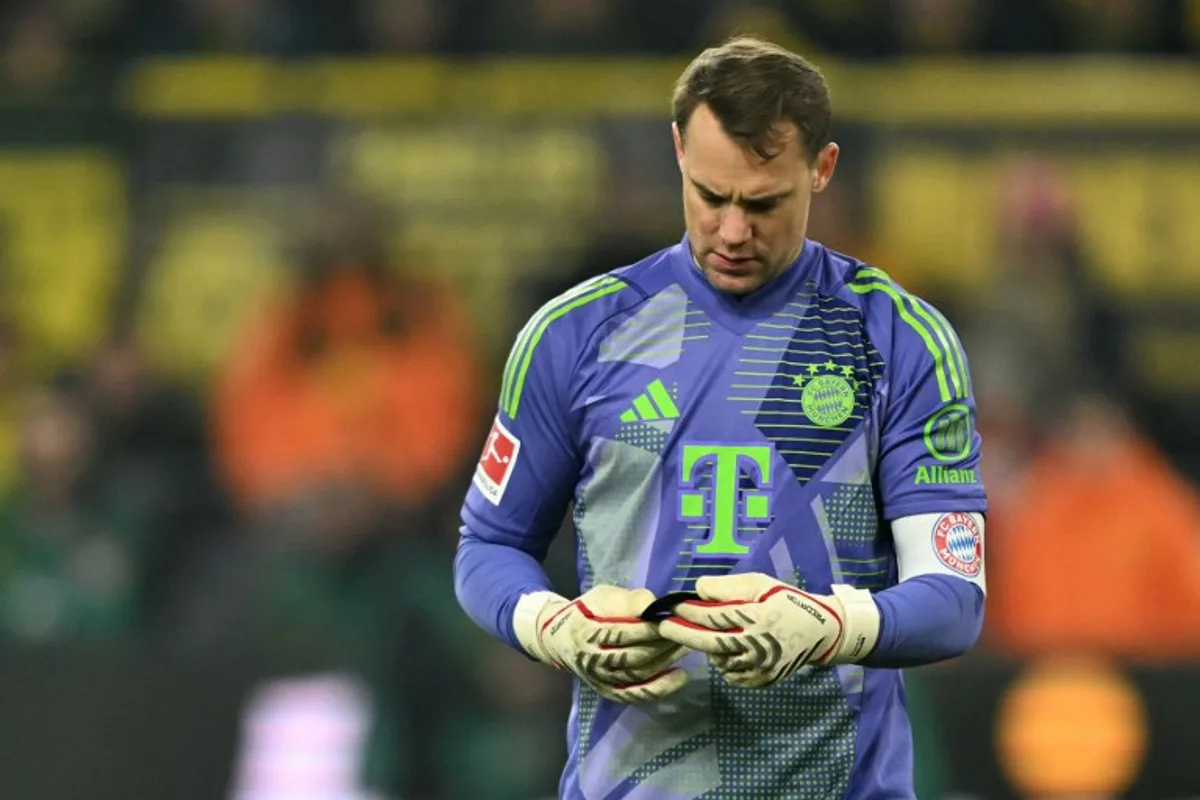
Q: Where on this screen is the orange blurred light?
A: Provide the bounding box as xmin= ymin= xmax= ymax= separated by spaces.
xmin=995 ymin=656 xmax=1148 ymax=798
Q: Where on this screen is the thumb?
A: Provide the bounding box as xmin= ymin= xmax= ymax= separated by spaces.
xmin=694 ymin=572 xmax=776 ymax=603
xmin=582 ymin=585 xmax=656 ymax=617
xmin=627 ymin=587 xmax=656 ymax=609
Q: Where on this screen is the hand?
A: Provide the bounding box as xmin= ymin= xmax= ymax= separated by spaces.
xmin=656 ymin=573 xmax=879 ymax=688
xmin=517 ymin=585 xmax=690 ymax=704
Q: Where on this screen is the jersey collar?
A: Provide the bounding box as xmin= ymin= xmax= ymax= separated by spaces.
xmin=669 ymin=233 xmax=820 ymax=334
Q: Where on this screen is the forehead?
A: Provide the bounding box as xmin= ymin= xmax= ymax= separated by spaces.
xmin=681 ymin=104 xmax=806 ymax=193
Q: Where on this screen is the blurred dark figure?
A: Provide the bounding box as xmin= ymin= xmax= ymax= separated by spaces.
xmin=1053 ymin=0 xmax=1192 ymax=53
xmin=82 ymin=330 xmax=228 ymax=632
xmin=480 ymin=0 xmax=627 ymax=54
xmin=178 ymin=195 xmax=486 ymax=797
xmin=985 ymin=388 xmax=1200 ymax=660
xmin=128 ymin=0 xmax=326 ymax=55
xmin=776 ymin=0 xmax=893 ymax=59
xmin=975 ymin=0 xmax=1068 ymax=54
xmin=0 ymin=387 xmax=152 ymax=642
xmin=806 ymin=169 xmax=921 ymax=290
xmin=435 ymin=643 xmax=572 ymax=799
xmin=961 ymin=156 xmax=1125 ymax=445
xmin=696 ymin=0 xmax=813 ymax=54
xmin=886 ymin=0 xmax=1183 ymax=55
xmin=211 ymin=197 xmax=483 ymax=522
xmin=0 ymin=3 xmax=72 ymax=91
xmin=0 ymin=317 xmax=24 ymax=498
xmin=352 ymin=0 xmax=457 ymax=53
xmin=515 ymin=166 xmax=678 ymax=323
xmin=889 ymin=0 xmax=985 ymax=53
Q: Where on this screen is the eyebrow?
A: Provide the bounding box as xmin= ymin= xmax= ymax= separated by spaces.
xmin=689 ymin=176 xmax=795 ymax=204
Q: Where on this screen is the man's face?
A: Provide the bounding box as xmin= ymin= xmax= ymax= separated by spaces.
xmin=674 ymin=103 xmax=838 ymax=296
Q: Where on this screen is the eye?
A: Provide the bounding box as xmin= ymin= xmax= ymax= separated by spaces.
xmin=699 ymin=190 xmax=724 ymax=208
xmin=744 ymin=200 xmax=779 ymax=214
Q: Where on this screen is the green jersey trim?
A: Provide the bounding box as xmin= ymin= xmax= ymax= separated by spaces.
xmin=501 ymin=275 xmax=627 ymax=418
xmin=848 ymin=267 xmax=967 ymax=403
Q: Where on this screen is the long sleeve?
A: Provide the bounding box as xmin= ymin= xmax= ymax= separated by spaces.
xmin=453 ymin=282 xmax=615 ymax=653
xmin=853 ymin=272 xmax=988 ymax=667
xmin=862 ymin=574 xmax=984 ymax=668
xmin=454 ymin=529 xmax=555 ymax=650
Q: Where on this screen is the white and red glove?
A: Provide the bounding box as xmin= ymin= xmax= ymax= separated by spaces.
xmin=513 ymin=585 xmax=690 ymax=704
xmin=656 ymin=573 xmax=880 ymax=688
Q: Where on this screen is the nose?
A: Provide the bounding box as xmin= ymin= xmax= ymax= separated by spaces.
xmin=718 ymin=207 xmax=751 ymax=250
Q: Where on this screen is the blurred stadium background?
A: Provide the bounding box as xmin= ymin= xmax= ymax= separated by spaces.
xmin=0 ymin=0 xmax=1197 ymax=798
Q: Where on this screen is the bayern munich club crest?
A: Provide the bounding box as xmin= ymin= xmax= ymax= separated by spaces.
xmin=932 ymin=512 xmax=982 ymax=578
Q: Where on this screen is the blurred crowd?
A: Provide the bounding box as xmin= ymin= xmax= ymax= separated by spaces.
xmin=0 ymin=1 xmax=1196 ymax=798
xmin=0 ymin=196 xmax=575 ymax=796
xmin=0 ymin=0 xmax=1196 ymax=72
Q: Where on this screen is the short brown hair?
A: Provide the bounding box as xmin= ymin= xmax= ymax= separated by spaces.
xmin=672 ymin=36 xmax=832 ymax=162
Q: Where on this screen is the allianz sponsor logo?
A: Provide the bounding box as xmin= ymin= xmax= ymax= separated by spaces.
xmin=913 ymin=465 xmax=977 ymax=485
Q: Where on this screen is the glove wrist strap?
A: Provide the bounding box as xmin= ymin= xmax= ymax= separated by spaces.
xmin=513 ymin=590 xmax=567 ymax=664
xmin=825 ymin=585 xmax=881 ymax=664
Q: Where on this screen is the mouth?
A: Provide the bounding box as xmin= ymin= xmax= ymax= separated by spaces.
xmin=707 ymin=252 xmax=760 ymax=275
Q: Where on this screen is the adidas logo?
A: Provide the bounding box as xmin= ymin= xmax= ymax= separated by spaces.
xmin=620 ymin=379 xmax=679 ymax=422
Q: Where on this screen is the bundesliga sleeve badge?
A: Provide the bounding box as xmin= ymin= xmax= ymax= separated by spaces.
xmin=473 ymin=416 xmax=521 ymax=505
xmin=931 ymin=512 xmax=982 ymax=578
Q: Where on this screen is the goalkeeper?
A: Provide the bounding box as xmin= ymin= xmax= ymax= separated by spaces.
xmin=455 ymin=36 xmax=986 ymax=799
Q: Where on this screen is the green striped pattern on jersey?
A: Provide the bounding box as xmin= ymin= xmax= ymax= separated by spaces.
xmin=500 ymin=275 xmax=626 ymax=418
xmin=848 ymin=267 xmax=968 ymax=403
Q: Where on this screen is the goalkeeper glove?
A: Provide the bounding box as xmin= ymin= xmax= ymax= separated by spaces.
xmin=656 ymin=572 xmax=880 ymax=688
xmin=513 ymin=585 xmax=690 ymax=704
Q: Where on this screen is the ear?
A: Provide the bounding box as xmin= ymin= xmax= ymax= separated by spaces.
xmin=811 ymin=142 xmax=839 ymax=193
xmin=672 ymin=122 xmax=685 ymax=170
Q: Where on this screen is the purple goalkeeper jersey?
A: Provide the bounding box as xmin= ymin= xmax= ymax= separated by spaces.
xmin=460 ymin=236 xmax=986 ymax=799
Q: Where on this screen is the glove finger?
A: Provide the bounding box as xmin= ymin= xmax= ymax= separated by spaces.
xmin=577 ymin=618 xmax=672 ymax=652
xmin=579 ymin=586 xmax=656 ymax=620
xmin=578 ymin=641 xmax=679 ymax=679
xmin=712 ymin=647 xmax=761 ymax=674
xmin=657 ymin=617 xmax=745 ymax=655
xmin=714 ymin=635 xmax=805 ymax=688
xmin=671 ymin=599 xmax=756 ymax=631
xmin=637 ymin=642 xmax=688 ymax=672
xmin=588 ymin=644 xmax=688 ymax=684
xmin=601 ymin=667 xmax=690 ymax=705
xmin=695 ymin=573 xmax=774 ymax=602
xmin=591 ymin=637 xmax=684 ymax=666
xmin=626 ymin=587 xmax=656 ymax=609
xmin=718 ymin=666 xmax=777 ymax=689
